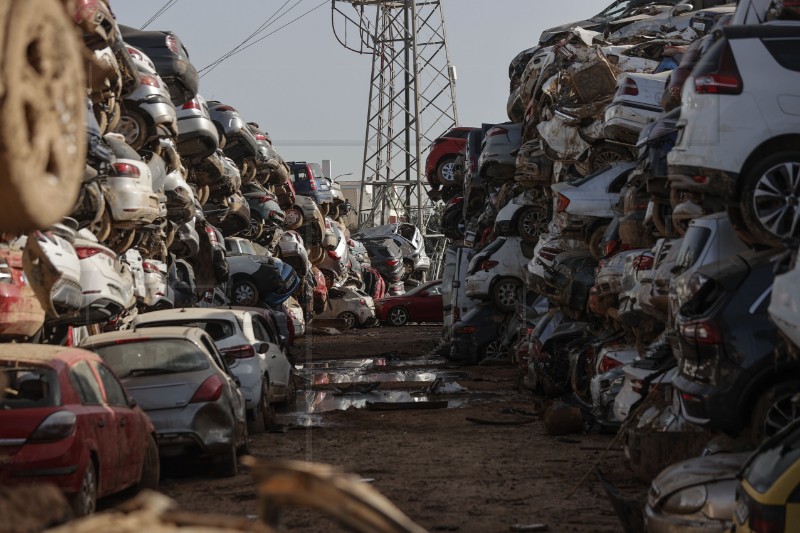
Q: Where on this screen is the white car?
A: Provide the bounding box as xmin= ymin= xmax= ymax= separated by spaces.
xmin=121 ymin=248 xmax=146 ymax=303
xmin=769 ymin=248 xmax=800 ymax=352
xmin=103 ymin=134 xmax=161 ymax=228
xmin=132 ymin=307 xmax=294 ymax=433
xmin=604 ymin=70 xmax=670 ymax=144
xmin=317 ymin=286 xmax=376 ymax=329
xmin=667 ymin=22 xmax=800 ymax=246
xmin=284 ymin=296 xmax=306 ymax=338
xmin=551 ymin=162 xmax=635 ymax=259
xmin=465 ymin=236 xmax=535 ymax=313
xmin=613 ymin=364 xmax=677 ymax=422
xmin=73 ymin=229 xmax=135 ymax=325
xmin=142 ymin=259 xmax=171 ymax=310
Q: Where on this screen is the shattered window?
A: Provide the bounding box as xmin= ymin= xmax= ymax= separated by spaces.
xmin=0 ymin=366 xmax=60 ymax=409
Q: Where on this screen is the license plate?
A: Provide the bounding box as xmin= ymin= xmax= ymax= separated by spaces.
xmin=692 ymin=21 xmax=706 ymax=31
xmin=735 ymin=498 xmax=749 ymax=525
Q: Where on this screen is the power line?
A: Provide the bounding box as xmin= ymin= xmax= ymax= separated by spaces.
xmin=199 ymin=0 xmax=329 ymax=78
xmin=198 ymin=0 xmax=303 ymax=75
xmin=140 ymin=0 xmax=179 ymax=29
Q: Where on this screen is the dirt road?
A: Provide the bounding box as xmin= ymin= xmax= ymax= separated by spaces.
xmin=158 ymin=325 xmax=639 ymax=532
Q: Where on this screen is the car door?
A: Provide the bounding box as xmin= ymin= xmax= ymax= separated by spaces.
xmin=90 ymin=360 xmax=145 ymax=490
xmin=251 ymin=315 xmax=290 ymax=398
xmin=68 ymin=360 xmax=118 ymax=495
xmin=422 ymin=283 xmax=444 ymax=321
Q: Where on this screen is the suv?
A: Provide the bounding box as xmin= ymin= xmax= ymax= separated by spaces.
xmin=667 ymin=23 xmax=800 ymax=247
xmin=425 ymin=126 xmax=473 ymax=188
xmin=287 ymin=162 xmax=334 ymax=216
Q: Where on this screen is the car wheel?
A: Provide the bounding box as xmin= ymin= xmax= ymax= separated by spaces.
xmin=135 ymin=435 xmax=160 ymax=492
xmin=481 ymin=339 xmax=504 ymax=361
xmin=114 ymin=111 xmax=150 ymax=151
xmin=70 ymin=460 xmax=97 ymax=517
xmin=105 ymin=227 xmax=136 ymax=254
xmin=278 ymin=373 xmax=297 ymax=409
xmin=517 ymin=206 xmax=548 ymax=244
xmin=749 ymin=380 xmax=800 ymax=445
xmin=387 ymin=306 xmax=409 ymax=326
xmin=491 ymin=277 xmax=521 ymax=313
xmin=284 ymin=206 xmax=304 ymax=230
xmin=739 ymin=151 xmax=800 ymax=248
xmin=241 ymin=213 xmax=264 ymax=240
xmin=212 ymin=444 xmax=238 ymax=478
xmin=232 ymin=279 xmax=259 ymax=306
xmin=91 ymin=206 xmax=113 ymax=243
xmin=308 ymin=245 xmax=325 ymax=264
xmin=319 ymin=203 xmax=330 ymax=217
xmin=247 ymin=382 xmax=272 ymax=435
xmin=437 ymin=156 xmax=457 ymax=186
xmin=587 ymin=143 xmax=631 ymax=173
xmin=338 ymin=311 xmax=358 ymax=330
xmin=587 ymin=224 xmax=608 ymax=261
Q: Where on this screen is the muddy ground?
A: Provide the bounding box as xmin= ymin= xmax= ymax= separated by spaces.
xmin=158 ymin=325 xmax=645 ymax=532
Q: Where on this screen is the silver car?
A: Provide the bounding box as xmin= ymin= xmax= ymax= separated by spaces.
xmin=132 ymin=308 xmax=294 ymax=434
xmin=81 ymin=327 xmax=248 ymax=477
xmin=477 ymin=122 xmax=523 ymax=181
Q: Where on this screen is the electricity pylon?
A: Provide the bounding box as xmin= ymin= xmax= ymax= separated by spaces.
xmin=332 ymin=0 xmax=458 ymax=233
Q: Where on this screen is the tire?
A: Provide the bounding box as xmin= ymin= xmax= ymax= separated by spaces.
xmin=587 ymin=224 xmax=608 ymax=261
xmin=387 ymin=306 xmax=409 ymax=327
xmin=739 ymin=151 xmax=800 ymax=248
xmin=135 ymin=435 xmax=160 ymax=492
xmin=491 ymin=277 xmax=522 ymax=313
xmin=212 ymin=445 xmax=238 ymax=478
xmin=232 ymin=278 xmax=259 ymax=306
xmin=92 ymin=206 xmax=113 ymax=242
xmin=308 ymin=245 xmax=325 ymax=264
xmin=241 ymin=213 xmax=264 ymax=240
xmin=278 ymin=373 xmax=297 ymax=409
xmin=587 ymin=143 xmax=632 ymax=173
xmin=247 ymin=383 xmax=271 ymax=435
xmin=517 ymin=206 xmax=548 ymax=244
xmin=0 ymin=0 xmax=86 ymax=233
xmin=749 ymin=380 xmax=800 ymax=445
xmin=319 ymin=203 xmax=330 ymax=217
xmin=105 ymin=228 xmax=136 ymax=254
xmin=70 ymin=460 xmax=97 ymax=517
xmin=284 ymin=207 xmax=304 ymax=230
xmin=481 ymin=339 xmax=503 ymax=361
xmin=114 ymin=110 xmax=150 ymax=151
xmin=436 ymin=156 xmax=457 ymax=186
xmin=338 ymin=311 xmax=358 ymax=330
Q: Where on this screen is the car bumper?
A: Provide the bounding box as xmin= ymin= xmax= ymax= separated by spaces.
xmin=604 ymin=102 xmax=661 ymax=143
xmin=667 ymin=164 xmax=735 ymax=200
xmin=105 ymin=179 xmax=161 ymax=225
xmin=672 ymin=370 xmax=748 ymax=433
xmin=644 ymin=505 xmax=730 ymax=533
xmin=0 ymin=436 xmax=86 ymax=495
xmin=450 ymin=335 xmax=480 ymax=363
xmin=553 ymin=213 xmax=598 ymax=239
xmin=0 ymin=285 xmax=45 ymax=338
xmin=51 ymin=277 xmax=83 ymax=314
xmin=146 ymin=401 xmax=236 ymax=457
xmin=464 ymin=271 xmax=494 ymax=300
xmin=177 ymin=115 xmax=219 ymax=159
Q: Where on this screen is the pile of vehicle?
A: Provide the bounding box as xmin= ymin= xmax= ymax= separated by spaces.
xmin=436 ymin=0 xmax=800 ymax=530
xmin=0 ymin=0 xmax=439 ymax=517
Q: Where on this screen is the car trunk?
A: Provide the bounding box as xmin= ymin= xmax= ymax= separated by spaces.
xmin=122 ymin=372 xmax=207 ymax=411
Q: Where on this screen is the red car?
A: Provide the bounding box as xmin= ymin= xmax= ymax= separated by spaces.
xmin=425 ymin=127 xmax=473 ymax=188
xmin=0 ymin=246 xmax=45 ymax=340
xmin=311 ymin=266 xmax=328 ymax=314
xmin=375 ymin=280 xmax=443 ymax=326
xmin=0 ymin=345 xmax=159 ymax=516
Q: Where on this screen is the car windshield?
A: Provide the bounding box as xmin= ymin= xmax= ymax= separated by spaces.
xmin=92 ymin=339 xmax=209 ymax=378
xmin=745 ymin=423 xmax=800 ymax=494
xmin=135 ymin=320 xmax=236 ymax=341
xmin=0 ymin=366 xmax=59 ymax=409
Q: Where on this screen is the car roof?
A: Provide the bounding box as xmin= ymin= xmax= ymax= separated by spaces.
xmin=81 ymin=326 xmax=209 ymax=347
xmin=133 ymin=308 xmax=251 ymax=324
xmin=0 ymin=345 xmax=100 ymax=366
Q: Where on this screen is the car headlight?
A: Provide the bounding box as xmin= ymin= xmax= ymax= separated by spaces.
xmin=661 ymin=485 xmax=707 ymax=514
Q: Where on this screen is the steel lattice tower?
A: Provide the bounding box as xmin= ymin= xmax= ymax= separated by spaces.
xmin=332 ymin=0 xmax=458 ymax=231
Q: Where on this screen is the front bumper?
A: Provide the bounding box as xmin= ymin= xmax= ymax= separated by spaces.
xmin=644 ymin=505 xmax=730 ymax=533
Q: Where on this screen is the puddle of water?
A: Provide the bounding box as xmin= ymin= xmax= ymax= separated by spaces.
xmin=302 ymin=370 xmax=470 ymax=385
xmin=285 ymin=389 xmax=500 ymax=415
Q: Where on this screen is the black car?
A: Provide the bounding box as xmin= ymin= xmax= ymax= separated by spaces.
xmin=286 ymin=162 xmax=335 ymax=215
xmin=361 ymin=238 xmax=404 ymax=284
xmin=119 ymin=25 xmax=198 ymax=106
xmin=673 ymin=248 xmax=799 ymax=442
xmin=450 ymin=304 xmax=505 ymax=364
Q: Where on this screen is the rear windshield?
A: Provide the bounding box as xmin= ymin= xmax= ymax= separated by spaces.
xmin=745 ymin=424 xmax=800 ymax=493
xmin=0 ymin=366 xmax=60 ymax=409
xmin=675 ymin=226 xmax=711 ymax=272
xmin=92 ymin=339 xmax=209 ymax=378
xmin=135 ymin=320 xmax=236 ymax=341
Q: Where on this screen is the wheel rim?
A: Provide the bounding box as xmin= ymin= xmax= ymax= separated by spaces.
xmin=116 ymin=115 xmax=144 ymax=148
xmin=495 ymin=281 xmax=519 ymax=308
xmin=340 ymin=313 xmax=355 ymax=328
xmin=78 ymin=465 xmax=96 ymax=516
xmin=484 ymin=341 xmax=502 ymax=360
xmin=389 ymin=307 xmax=407 ymax=325
xmin=242 ymin=217 xmax=262 ymax=239
xmin=285 ymin=208 xmax=301 ymax=227
xmin=440 ymin=161 xmax=456 ymax=183
xmin=593 ymin=149 xmax=625 ymax=170
xmin=403 ymin=262 xmax=413 ymax=275
xmin=752 ymin=161 xmax=800 ymax=239
xmin=234 ymin=284 xmax=256 ymax=305
xmin=762 ymin=392 xmax=800 ymax=438
xmin=521 ymin=208 xmax=548 ymax=238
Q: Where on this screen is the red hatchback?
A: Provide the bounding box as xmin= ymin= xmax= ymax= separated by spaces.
xmin=0 ymin=345 xmax=158 ymax=516
xmin=375 ymin=280 xmax=443 ymax=326
xmin=425 ymin=127 xmax=473 ymax=188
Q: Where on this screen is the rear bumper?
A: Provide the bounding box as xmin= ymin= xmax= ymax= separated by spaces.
xmin=146 ymin=401 xmax=236 ymax=457
xmin=0 ymin=436 xmax=86 ymax=495
xmin=667 ymin=164 xmax=735 ymax=201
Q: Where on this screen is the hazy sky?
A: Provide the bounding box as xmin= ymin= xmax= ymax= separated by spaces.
xmin=113 ymin=0 xmax=609 ymax=180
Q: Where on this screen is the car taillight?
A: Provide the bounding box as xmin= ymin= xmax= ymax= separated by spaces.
xmin=618 ymin=77 xmax=638 ymax=97
xmin=182 ymin=99 xmax=201 ymax=110
xmin=220 ymin=344 xmax=256 ymax=359
xmin=328 ymin=251 xmax=340 ymax=260
xmin=126 ymin=47 xmax=143 ymax=60
xmin=359 ymin=298 xmax=366 ymax=305
xmin=539 ymin=247 xmax=560 ymax=262
xmin=214 ymin=105 xmax=237 ymax=113
xmin=598 ymin=355 xmax=623 ymax=374
xmin=191 ymin=375 xmax=224 ymax=403
xmin=309 ymin=175 xmax=317 ymax=190
xmin=142 ymin=262 xmax=160 ymax=274
xmin=74 ymin=246 xmax=114 ymax=261
xmin=632 ymin=255 xmax=654 ymax=271
xmin=112 ymin=162 xmax=140 ymax=178
xmin=694 ymin=42 xmax=742 ymax=95
xmin=386 ymin=259 xmax=399 ymax=266
xmin=679 ymin=319 xmax=722 ymax=346
xmin=139 ymin=74 xmax=160 ymax=88
xmin=256 ymin=195 xmax=273 ymax=204
xmin=480 ymin=260 xmax=498 ymax=271
xmin=744 ymin=493 xmax=785 ymax=533
xmin=0 ymin=258 xmax=11 ymax=284
xmin=204 ymin=226 xmax=219 ymax=246
xmin=486 ymin=127 xmax=508 ymax=138
xmin=556 ymin=193 xmax=570 ymax=213
xmin=255 ymin=134 xmax=267 ymax=141
xmin=604 ymin=239 xmax=620 ymax=259
xmin=631 ymin=378 xmax=644 ymax=395
xmin=165 ymin=34 xmax=180 ymax=54
xmin=455 ymin=325 xmax=477 ymax=334
xmin=28 ymin=411 xmax=77 ymax=442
